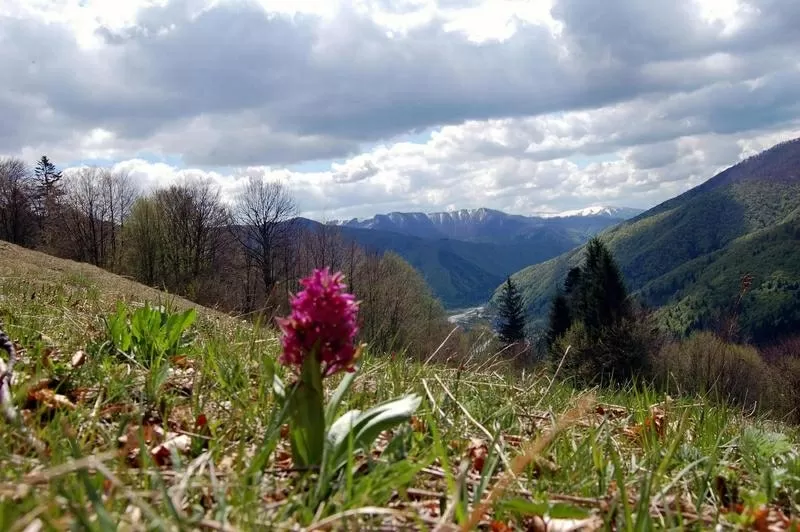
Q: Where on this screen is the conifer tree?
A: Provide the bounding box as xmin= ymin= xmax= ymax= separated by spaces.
xmin=576 ymin=237 xmax=630 ymax=331
xmin=496 ymin=277 xmax=526 ymax=344
xmin=546 ymin=289 xmax=571 ymax=348
xmin=547 ymin=237 xmax=642 ymax=383
xmin=32 ymin=155 xmax=65 ymax=249
xmin=33 ymin=155 xmax=63 ymax=216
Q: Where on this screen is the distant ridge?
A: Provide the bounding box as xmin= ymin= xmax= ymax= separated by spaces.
xmin=328 ymin=206 xmax=641 ymax=242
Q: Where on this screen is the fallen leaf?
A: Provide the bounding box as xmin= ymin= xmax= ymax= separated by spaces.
xmin=171 ymin=355 xmax=191 ymax=368
xmin=645 ymin=406 xmax=666 ymax=439
xmin=118 ymin=423 xmax=165 ymax=466
xmin=27 ymin=389 xmax=76 ymax=411
xmin=70 ymin=350 xmax=87 ymax=368
xmin=595 ymin=404 xmax=627 ymax=419
xmin=410 ymin=416 xmax=426 ymax=433
xmin=467 ymin=437 xmax=489 ymax=472
xmin=67 ymin=387 xmax=96 ymax=403
xmin=151 ymin=434 xmax=192 ymax=466
xmin=490 ymin=520 xmax=512 ymax=532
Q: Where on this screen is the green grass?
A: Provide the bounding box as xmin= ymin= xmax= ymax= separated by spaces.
xmin=2 ymin=244 xmax=800 ymax=530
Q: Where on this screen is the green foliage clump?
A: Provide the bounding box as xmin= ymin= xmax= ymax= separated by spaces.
xmin=104 ymin=301 xmax=197 ymax=369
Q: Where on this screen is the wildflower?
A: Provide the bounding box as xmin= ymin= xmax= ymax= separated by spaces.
xmin=272 ymin=268 xmax=420 ymax=472
xmin=276 ymin=268 xmax=360 ymax=377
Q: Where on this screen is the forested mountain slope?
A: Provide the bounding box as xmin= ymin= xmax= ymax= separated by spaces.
xmin=503 ymin=138 xmax=800 ymax=344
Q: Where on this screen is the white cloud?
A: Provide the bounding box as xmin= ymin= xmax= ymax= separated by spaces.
xmin=2 ymin=0 xmax=800 ymax=220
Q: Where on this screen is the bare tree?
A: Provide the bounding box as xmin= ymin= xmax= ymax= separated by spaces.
xmin=230 ymin=177 xmax=297 ymax=304
xmin=61 ymin=167 xmax=141 ymax=267
xmin=102 ymin=169 xmax=139 ymax=265
xmin=62 ymin=167 xmax=108 ymax=265
xmin=156 ymin=178 xmax=230 ymax=294
xmin=0 ymin=158 xmax=36 ymax=246
xmin=123 ymin=196 xmax=165 ymax=286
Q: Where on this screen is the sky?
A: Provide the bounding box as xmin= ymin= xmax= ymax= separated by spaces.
xmin=2 ymin=0 xmax=800 ymax=220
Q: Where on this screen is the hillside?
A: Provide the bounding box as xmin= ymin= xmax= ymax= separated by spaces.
xmin=0 ymin=241 xmax=226 ymax=319
xmin=319 ymin=208 xmax=639 ymax=307
xmin=502 ymin=138 xmax=800 ymax=343
xmin=2 ymin=241 xmax=800 ymax=530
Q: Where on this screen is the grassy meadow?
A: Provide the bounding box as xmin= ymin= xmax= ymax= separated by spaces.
xmin=1 ymin=242 xmax=799 ymax=531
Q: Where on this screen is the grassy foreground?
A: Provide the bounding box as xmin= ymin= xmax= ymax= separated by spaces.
xmin=1 ymin=242 xmax=799 ymax=531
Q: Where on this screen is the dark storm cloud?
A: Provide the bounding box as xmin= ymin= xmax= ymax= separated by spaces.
xmin=1 ymin=0 xmax=800 ymax=167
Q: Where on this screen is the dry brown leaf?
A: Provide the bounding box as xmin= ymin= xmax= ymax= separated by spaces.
xmin=99 ymin=403 xmax=137 ymax=420
xmin=70 ymin=350 xmax=86 ymax=368
xmin=27 ymin=389 xmax=76 ymax=411
xmin=466 ymin=437 xmax=488 ymax=472
xmin=171 ymin=355 xmax=192 ymax=368
xmin=67 ymin=387 xmax=99 ymax=404
xmin=118 ymin=423 xmax=165 ymax=466
xmin=151 ymin=433 xmax=192 ymax=466
xmin=644 ymin=406 xmax=666 ymax=440
xmin=595 ymin=404 xmax=627 ymax=419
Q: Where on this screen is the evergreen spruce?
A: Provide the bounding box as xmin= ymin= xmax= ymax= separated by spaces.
xmin=496 ymin=277 xmax=526 ymax=344
xmin=546 ymin=289 xmax=571 ymax=348
xmin=572 ymin=237 xmax=631 ymax=331
xmin=33 ymin=156 xmax=62 ymax=195
xmin=545 ymin=237 xmax=641 ymax=382
xmin=32 ymin=155 xmax=64 ymax=219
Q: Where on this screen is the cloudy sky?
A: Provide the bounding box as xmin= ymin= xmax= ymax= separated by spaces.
xmin=2 ymin=0 xmax=800 ymax=220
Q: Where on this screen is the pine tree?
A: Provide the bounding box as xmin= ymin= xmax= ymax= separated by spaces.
xmin=546 ymin=289 xmax=572 ymax=348
xmin=572 ymin=237 xmax=630 ymax=332
xmin=496 ymin=277 xmax=526 ymax=344
xmin=552 ymin=237 xmax=643 ymax=383
xmin=32 ymin=155 xmax=64 ymax=219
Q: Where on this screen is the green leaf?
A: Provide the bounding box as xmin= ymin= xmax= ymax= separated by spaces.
xmin=327 ymin=409 xmax=361 ymax=449
xmin=325 ymin=369 xmax=358 ymax=426
xmin=165 ymin=308 xmax=196 ymax=352
xmin=327 ymin=394 xmax=421 ymax=471
xmin=272 ymin=373 xmax=286 ymax=403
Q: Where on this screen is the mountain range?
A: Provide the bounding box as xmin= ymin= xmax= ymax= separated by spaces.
xmin=301 ymin=206 xmax=642 ymax=308
xmin=330 ymin=206 xmax=643 ymax=242
xmin=500 ymin=138 xmax=800 ymax=345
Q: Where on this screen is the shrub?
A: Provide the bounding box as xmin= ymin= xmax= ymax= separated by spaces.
xmin=651 ymin=332 xmax=775 ymax=411
xmin=552 ymin=310 xmax=661 ymax=386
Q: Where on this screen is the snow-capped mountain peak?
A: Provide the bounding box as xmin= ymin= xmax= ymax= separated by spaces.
xmin=541 ymin=205 xmax=643 ymax=219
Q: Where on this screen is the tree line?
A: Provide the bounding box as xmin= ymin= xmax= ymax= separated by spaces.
xmin=0 ymin=155 xmax=478 ymax=360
